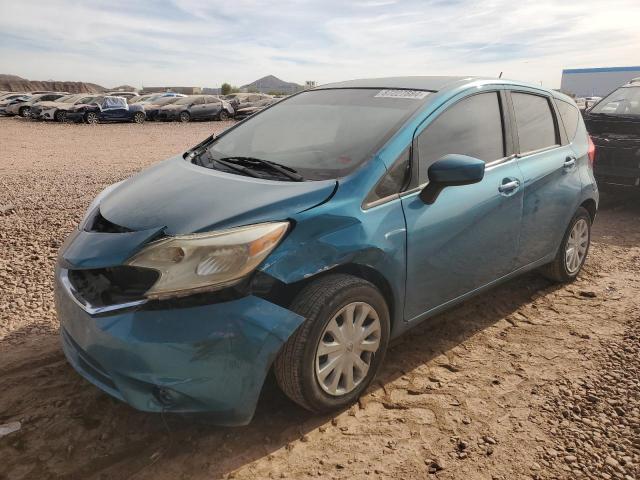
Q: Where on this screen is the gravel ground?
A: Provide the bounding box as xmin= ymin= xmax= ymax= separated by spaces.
xmin=0 ymin=117 xmax=639 ymax=480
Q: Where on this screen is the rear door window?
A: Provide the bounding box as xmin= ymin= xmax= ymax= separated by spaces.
xmin=556 ymin=99 xmax=580 ymax=141
xmin=511 ymin=92 xmax=558 ymax=153
xmin=417 ymin=92 xmax=504 ymax=182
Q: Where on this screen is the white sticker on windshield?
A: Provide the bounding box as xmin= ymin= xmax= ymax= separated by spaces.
xmin=375 ymin=89 xmax=430 ymax=99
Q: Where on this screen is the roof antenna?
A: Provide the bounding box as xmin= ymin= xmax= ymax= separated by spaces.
xmin=498 ymin=72 xmax=503 ymax=79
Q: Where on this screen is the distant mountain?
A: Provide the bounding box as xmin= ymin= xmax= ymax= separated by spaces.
xmin=240 ymin=75 xmax=302 ymax=94
xmin=0 ymin=74 xmax=106 ymax=93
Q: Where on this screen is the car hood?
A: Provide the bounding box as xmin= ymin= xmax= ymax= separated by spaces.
xmin=68 ymin=103 xmax=93 ymax=111
xmin=585 ymin=113 xmax=640 ymax=138
xmin=37 ymin=100 xmax=69 ymax=109
xmin=99 ymin=155 xmax=337 ymax=235
xmin=0 ymin=99 xmax=23 ymax=106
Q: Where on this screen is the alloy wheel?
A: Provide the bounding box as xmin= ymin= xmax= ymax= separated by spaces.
xmin=179 ymin=112 xmax=190 ymax=123
xmin=315 ymin=302 xmax=381 ymax=396
xmin=565 ymin=218 xmax=589 ymax=274
xmin=86 ymin=112 xmax=98 ymax=124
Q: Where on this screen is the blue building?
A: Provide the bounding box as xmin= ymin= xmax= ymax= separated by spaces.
xmin=561 ymin=66 xmax=640 ymax=97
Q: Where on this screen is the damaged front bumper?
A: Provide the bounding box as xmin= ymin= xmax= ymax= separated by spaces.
xmin=154 ymin=110 xmax=181 ymax=121
xmin=55 ymin=260 xmax=304 ymax=426
xmin=65 ymin=111 xmax=87 ymax=123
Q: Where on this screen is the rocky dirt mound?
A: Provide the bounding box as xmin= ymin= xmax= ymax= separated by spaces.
xmin=0 ymin=74 xmax=105 ymax=93
xmin=537 ymin=317 xmax=639 ymax=479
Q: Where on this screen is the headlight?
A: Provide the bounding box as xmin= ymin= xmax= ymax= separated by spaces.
xmin=126 ymin=222 xmax=289 ymax=299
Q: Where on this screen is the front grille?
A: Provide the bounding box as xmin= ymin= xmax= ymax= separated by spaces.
xmin=68 ymin=266 xmax=159 ymax=308
xmin=596 ymin=174 xmax=640 ymax=187
xmin=595 ymin=146 xmax=640 ymax=170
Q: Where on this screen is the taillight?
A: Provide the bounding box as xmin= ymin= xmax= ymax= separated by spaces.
xmin=587 ymin=136 xmax=596 ymax=168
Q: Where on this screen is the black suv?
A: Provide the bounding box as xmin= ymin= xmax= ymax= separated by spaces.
xmin=584 ymin=78 xmax=640 ymax=189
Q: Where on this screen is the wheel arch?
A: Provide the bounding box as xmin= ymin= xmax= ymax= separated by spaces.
xmin=258 ymin=263 xmax=397 ymax=332
xmin=580 ymin=198 xmax=597 ymax=223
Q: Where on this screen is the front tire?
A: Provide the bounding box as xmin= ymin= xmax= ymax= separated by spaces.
xmin=179 ymin=111 xmax=191 ymax=123
xmin=274 ymin=274 xmax=390 ymax=413
xmin=54 ymin=110 xmax=66 ymax=122
xmin=85 ymin=112 xmax=98 ymax=124
xmin=540 ymin=206 xmax=591 ymax=282
xmin=133 ymin=111 xmax=145 ymax=124
xmin=19 ymin=106 xmax=30 ymax=118
xmin=217 ymin=110 xmax=229 ymax=121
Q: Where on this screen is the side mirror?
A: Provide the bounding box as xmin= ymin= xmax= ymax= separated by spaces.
xmin=419 ymin=154 xmax=485 ymax=204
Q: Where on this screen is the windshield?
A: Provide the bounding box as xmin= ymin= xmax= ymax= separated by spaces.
xmin=204 ymin=88 xmax=430 ymax=180
xmin=59 ymin=95 xmax=79 ymax=103
xmin=131 ymin=95 xmax=153 ymax=103
xmin=154 ymin=96 xmax=182 ymax=106
xmin=590 ymin=86 xmax=640 ymax=115
xmin=175 ymin=96 xmax=197 ymax=105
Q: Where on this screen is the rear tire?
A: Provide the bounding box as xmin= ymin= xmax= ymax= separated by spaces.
xmin=19 ymin=106 xmax=30 ymax=118
xmin=274 ymin=274 xmax=390 ymax=413
xmin=540 ymin=206 xmax=591 ymax=282
xmin=217 ymin=110 xmax=229 ymax=121
xmin=54 ymin=110 xmax=66 ymax=122
xmin=179 ymin=111 xmax=191 ymax=123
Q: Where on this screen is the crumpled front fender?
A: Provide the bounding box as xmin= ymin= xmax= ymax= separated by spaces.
xmin=56 ymin=266 xmax=305 ymax=425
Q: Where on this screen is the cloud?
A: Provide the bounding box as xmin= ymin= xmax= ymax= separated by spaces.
xmin=0 ymin=0 xmax=638 ymax=88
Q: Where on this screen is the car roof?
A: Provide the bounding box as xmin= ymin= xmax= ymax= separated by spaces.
xmin=316 ymin=75 xmax=575 ymax=104
xmin=317 ymin=76 xmax=486 ymax=92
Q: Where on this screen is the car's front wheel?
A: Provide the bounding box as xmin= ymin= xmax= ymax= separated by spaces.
xmin=133 ymin=112 xmax=145 ymax=124
xmin=540 ymin=206 xmax=592 ymax=282
xmin=19 ymin=106 xmax=30 ymax=118
xmin=217 ymin=110 xmax=229 ymax=121
xmin=274 ymin=274 xmax=390 ymax=413
xmin=179 ymin=111 xmax=191 ymax=123
xmin=54 ymin=110 xmax=66 ymax=122
xmin=85 ymin=112 xmax=99 ymax=124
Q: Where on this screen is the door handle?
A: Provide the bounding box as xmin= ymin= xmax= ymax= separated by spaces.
xmin=498 ymin=179 xmax=520 ymax=194
xmin=564 ymin=156 xmax=576 ymax=169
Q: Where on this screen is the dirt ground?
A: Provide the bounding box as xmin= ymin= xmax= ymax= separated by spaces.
xmin=1 ymin=117 xmax=638 ymax=480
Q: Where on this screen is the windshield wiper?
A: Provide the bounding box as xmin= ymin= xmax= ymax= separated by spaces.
xmin=214 ymin=158 xmax=263 ymax=178
xmin=219 ymin=156 xmax=304 ymax=182
xmin=185 ymin=134 xmax=216 ymax=161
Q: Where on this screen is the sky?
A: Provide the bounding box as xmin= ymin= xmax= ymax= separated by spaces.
xmin=1 ymin=0 xmax=639 ymax=89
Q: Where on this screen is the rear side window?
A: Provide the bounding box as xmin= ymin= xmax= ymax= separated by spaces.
xmin=192 ymin=97 xmax=205 ymax=105
xmin=511 ymin=92 xmax=557 ymax=153
xmin=556 ymin=99 xmax=580 ymax=141
xmin=417 ymin=92 xmax=504 ymax=182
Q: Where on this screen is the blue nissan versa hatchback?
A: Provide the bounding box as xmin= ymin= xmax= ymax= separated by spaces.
xmin=55 ymin=77 xmax=598 ymax=425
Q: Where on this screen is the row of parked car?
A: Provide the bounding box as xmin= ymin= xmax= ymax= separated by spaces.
xmin=0 ymin=90 xmax=281 ymax=124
